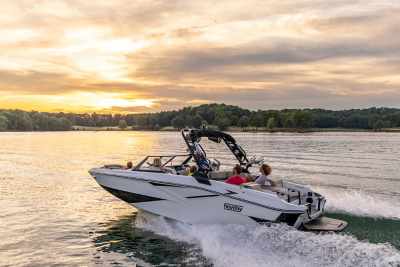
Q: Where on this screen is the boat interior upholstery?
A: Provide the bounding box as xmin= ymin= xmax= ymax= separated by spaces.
xmin=179 ymin=168 xmax=246 ymax=180
xmin=243 ymin=180 xmax=306 ymax=204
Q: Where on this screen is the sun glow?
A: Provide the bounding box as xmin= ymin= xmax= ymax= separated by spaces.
xmin=0 ymin=92 xmax=157 ymax=114
xmin=76 ymin=92 xmax=156 ymax=111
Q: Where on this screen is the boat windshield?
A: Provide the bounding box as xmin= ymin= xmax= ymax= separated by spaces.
xmin=134 ymin=154 xmax=192 ymax=171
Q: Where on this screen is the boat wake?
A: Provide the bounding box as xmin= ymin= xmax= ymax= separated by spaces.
xmin=315 ymin=187 xmax=400 ymax=220
xmin=135 ymin=211 xmax=400 ymax=267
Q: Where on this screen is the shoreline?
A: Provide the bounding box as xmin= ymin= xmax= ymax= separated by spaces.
xmin=1 ymin=128 xmax=399 ymax=133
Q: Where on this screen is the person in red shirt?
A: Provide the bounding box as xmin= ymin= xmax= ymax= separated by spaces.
xmin=226 ymin=164 xmax=246 ymax=185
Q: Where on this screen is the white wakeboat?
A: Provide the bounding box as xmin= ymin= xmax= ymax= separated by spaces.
xmin=89 ymin=128 xmax=347 ymax=231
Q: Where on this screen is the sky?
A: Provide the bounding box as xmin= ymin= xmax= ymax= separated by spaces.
xmin=1 ymin=0 xmax=400 ymax=113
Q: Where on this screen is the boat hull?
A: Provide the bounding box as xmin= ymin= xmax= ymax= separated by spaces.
xmin=89 ymin=169 xmax=310 ymax=227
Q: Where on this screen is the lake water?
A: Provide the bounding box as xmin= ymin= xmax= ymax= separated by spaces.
xmin=1 ymin=131 xmax=399 ymax=266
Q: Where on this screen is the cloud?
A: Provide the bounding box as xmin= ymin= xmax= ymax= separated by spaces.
xmin=1 ymin=0 xmax=400 ymax=113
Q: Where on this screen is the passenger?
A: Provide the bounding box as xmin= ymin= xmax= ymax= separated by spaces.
xmin=245 ymin=174 xmax=255 ymax=183
xmin=254 ymin=163 xmax=272 ymax=185
xmin=189 ymin=165 xmax=198 ymax=176
xmin=150 ymin=157 xmax=167 ymax=172
xmin=125 ymin=161 xmax=133 ymax=170
xmin=226 ymin=164 xmax=246 ymax=185
xmin=197 ymin=154 xmax=209 ymax=172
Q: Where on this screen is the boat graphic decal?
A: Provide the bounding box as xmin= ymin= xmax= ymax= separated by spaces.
xmin=225 ymin=190 xmax=238 ymax=195
xmin=186 ymin=194 xmax=219 ymax=199
xmin=224 ymin=203 xmax=243 ymax=212
xmin=149 ymin=182 xmax=183 ymax=187
xmin=101 ymin=185 xmax=165 ymax=203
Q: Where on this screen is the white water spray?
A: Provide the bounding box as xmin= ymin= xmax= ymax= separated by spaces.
xmin=135 ymin=211 xmax=400 ymax=267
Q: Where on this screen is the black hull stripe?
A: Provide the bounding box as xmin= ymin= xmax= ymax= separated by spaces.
xmin=186 ymin=194 xmax=220 ymax=199
xmin=90 ymin=171 xmax=305 ymax=213
xmin=101 ymin=185 xmax=165 ymax=203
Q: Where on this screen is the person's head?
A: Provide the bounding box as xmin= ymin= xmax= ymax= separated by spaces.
xmin=259 ymin=163 xmax=272 ymax=176
xmin=127 ymin=161 xmax=133 ymax=168
xmin=232 ymin=164 xmax=243 ymax=176
xmin=153 ymin=157 xmax=162 ymax=167
xmin=189 ymin=165 xmax=198 ymax=174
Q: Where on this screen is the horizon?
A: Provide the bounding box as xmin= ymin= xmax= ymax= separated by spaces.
xmin=1 ymin=1 xmax=400 ymax=113
xmin=2 ymin=104 xmax=399 ymax=115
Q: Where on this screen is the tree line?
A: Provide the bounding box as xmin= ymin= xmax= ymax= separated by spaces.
xmin=1 ymin=104 xmax=400 ymax=131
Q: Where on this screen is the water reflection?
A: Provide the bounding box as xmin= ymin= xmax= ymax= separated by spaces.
xmin=91 ymin=212 xmax=213 ymax=267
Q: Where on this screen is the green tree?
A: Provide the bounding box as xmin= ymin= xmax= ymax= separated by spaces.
xmin=369 ymin=114 xmax=381 ymax=128
xmin=59 ymin=117 xmax=72 ymax=131
xmin=154 ymin=124 xmax=161 ymax=131
xmin=118 ymin=120 xmax=128 ymax=130
xmin=32 ymin=112 xmax=49 ymax=130
xmin=373 ymin=119 xmax=384 ymax=131
xmin=48 ymin=116 xmax=61 ymax=131
xmin=0 ymin=115 xmax=9 ymax=131
xmin=251 ymin=114 xmax=262 ymax=130
xmin=218 ymin=118 xmax=231 ymax=131
xmin=2 ymin=110 xmax=34 ymax=131
xmin=237 ymin=116 xmax=249 ymax=130
xmin=231 ymin=115 xmax=239 ymax=126
xmin=267 ymin=117 xmax=275 ymax=130
xmin=248 ymin=111 xmax=256 ymax=127
xmin=202 ymin=120 xmax=208 ymax=127
xmin=91 ymin=112 xmax=100 ymax=128
xmin=266 ymin=110 xmax=281 ymax=127
xmin=193 ymin=115 xmax=203 ymax=129
xmin=213 ymin=117 xmax=220 ymax=126
xmin=0 ymin=111 xmax=13 ymax=129
xmin=132 ymin=124 xmax=140 ymax=130
xmin=186 ymin=115 xmax=193 ymax=128
xmin=385 ymin=121 xmax=391 ymax=128
xmin=138 ymin=115 xmax=149 ymax=128
xmin=280 ymin=113 xmax=287 ymax=128
xmin=298 ymin=110 xmax=315 ymax=128
xmin=171 ymin=116 xmax=186 ymax=129
xmin=285 ymin=119 xmax=292 ymax=128
xmin=291 ymin=110 xmax=300 ymax=128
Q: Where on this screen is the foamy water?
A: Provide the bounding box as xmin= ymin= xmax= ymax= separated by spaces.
xmin=316 ymin=187 xmax=400 ymax=220
xmin=135 ymin=211 xmax=400 ymax=267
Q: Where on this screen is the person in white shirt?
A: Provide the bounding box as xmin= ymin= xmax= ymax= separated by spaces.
xmin=253 ymin=163 xmax=272 ymax=185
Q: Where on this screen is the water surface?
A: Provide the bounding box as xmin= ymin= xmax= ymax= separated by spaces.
xmin=1 ymin=131 xmax=399 ymax=266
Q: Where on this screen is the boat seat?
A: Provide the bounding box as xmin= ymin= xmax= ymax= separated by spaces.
xmin=242 ymin=182 xmax=263 ymax=191
xmin=209 ymin=171 xmax=229 ymax=179
xmin=276 ymin=189 xmax=306 ymax=203
xmin=164 ymin=167 xmax=176 ymax=175
xmin=208 ymin=170 xmax=249 ymax=181
xmin=180 ymin=169 xmax=190 ymax=176
xmin=260 ymin=185 xmax=285 ymax=193
xmin=244 ymin=183 xmax=287 ymax=193
xmin=104 ymin=164 xmax=124 ymax=169
xmin=267 ymin=178 xmax=283 ymax=187
xmin=242 ymin=183 xmax=306 ymax=203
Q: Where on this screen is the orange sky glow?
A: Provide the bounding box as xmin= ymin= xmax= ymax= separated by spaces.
xmin=1 ymin=0 xmax=400 ymax=113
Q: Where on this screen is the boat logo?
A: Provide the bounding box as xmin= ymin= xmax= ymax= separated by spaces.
xmin=224 ymin=203 xmax=243 ymax=212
